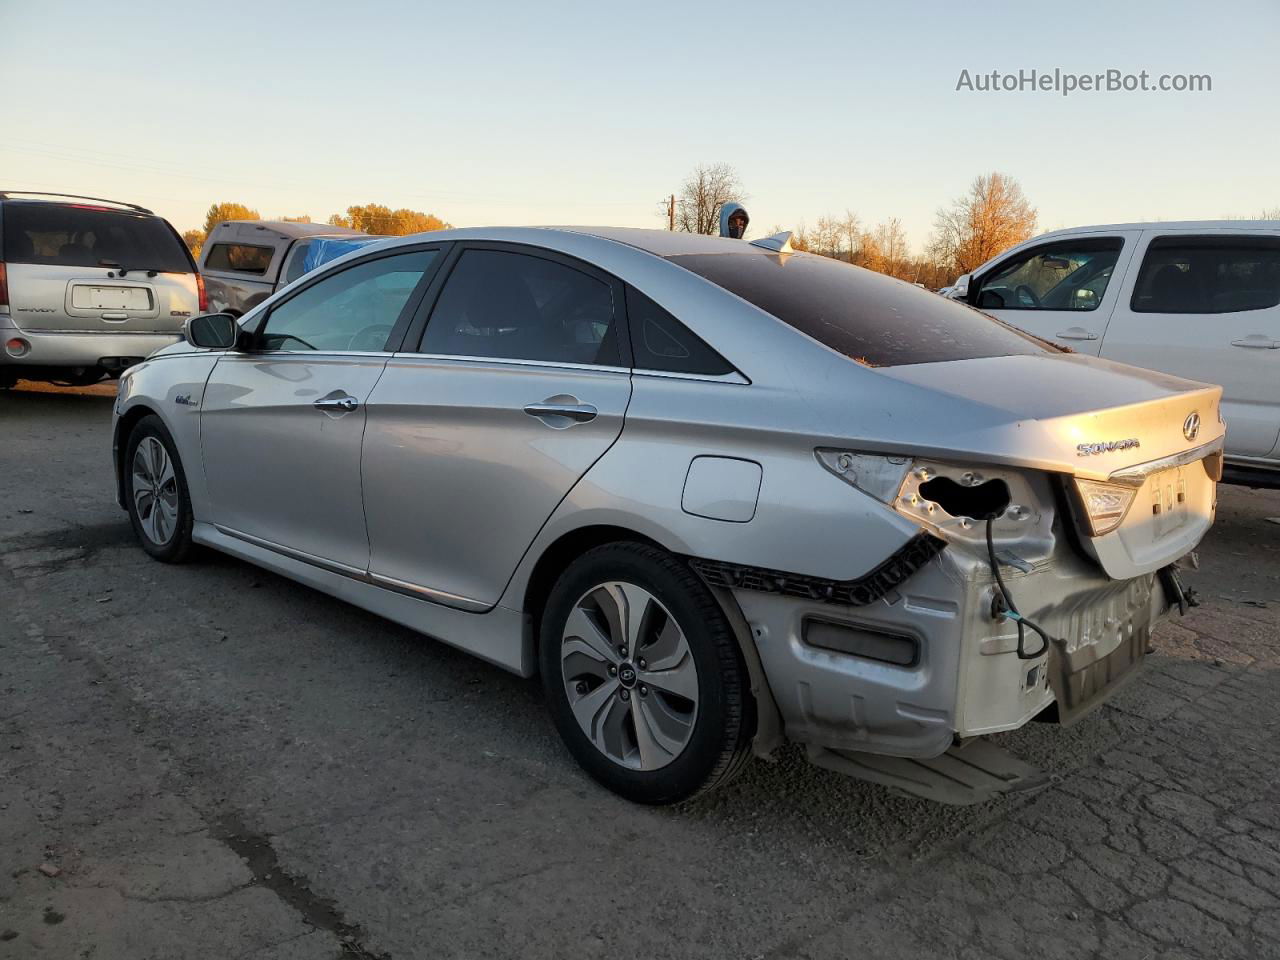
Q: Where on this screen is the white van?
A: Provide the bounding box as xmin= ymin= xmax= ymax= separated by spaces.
xmin=949 ymin=221 xmax=1280 ymax=485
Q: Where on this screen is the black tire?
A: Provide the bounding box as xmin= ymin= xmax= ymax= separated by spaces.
xmin=539 ymin=542 xmax=754 ymax=804
xmin=123 ymin=414 xmax=195 ymax=563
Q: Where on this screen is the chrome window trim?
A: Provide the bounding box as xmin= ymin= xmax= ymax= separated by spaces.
xmin=1107 ymin=436 xmax=1225 ymax=485
xmin=215 ymin=525 xmax=489 ymax=612
xmin=388 ymin=352 xmax=631 ymax=375
xmin=219 ymin=350 xmax=395 ymax=359
xmin=387 ymin=352 xmax=748 ymax=383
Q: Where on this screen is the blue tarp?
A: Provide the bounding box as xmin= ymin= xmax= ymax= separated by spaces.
xmin=302 ymin=236 xmax=386 ymax=275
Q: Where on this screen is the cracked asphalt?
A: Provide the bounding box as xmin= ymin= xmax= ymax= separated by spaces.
xmin=2 ymin=381 xmax=1278 ymax=959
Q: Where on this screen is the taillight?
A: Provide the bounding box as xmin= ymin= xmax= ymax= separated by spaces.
xmin=195 ymin=273 xmax=208 ymax=313
xmin=1073 ymin=478 xmax=1138 ymax=536
xmin=0 ymin=263 xmax=8 ymax=309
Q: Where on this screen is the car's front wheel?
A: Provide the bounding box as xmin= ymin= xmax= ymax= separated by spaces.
xmin=540 ymin=542 xmax=754 ymax=804
xmin=124 ymin=415 xmax=195 ymax=563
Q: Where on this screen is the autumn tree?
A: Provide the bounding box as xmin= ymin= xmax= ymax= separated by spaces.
xmin=675 ymin=163 xmax=745 ymax=235
xmin=931 ymin=173 xmax=1036 ymax=275
xmin=328 ymin=204 xmax=450 ymax=236
xmin=202 ymin=202 xmax=260 ymax=236
xmin=181 ymin=229 xmax=205 ymax=258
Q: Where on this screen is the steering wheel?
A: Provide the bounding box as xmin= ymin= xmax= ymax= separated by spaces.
xmin=1013 ymin=284 xmax=1042 ymax=309
xmin=347 ymin=324 xmax=394 ymax=352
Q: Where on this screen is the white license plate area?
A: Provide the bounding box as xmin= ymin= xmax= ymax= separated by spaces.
xmin=1148 ymin=466 xmax=1189 ymax=538
xmin=71 ymin=285 xmax=153 ymax=311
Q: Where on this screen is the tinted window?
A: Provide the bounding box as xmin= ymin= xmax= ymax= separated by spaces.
xmin=976 ymin=239 xmax=1123 ymax=311
xmin=668 ymin=251 xmax=1054 ymax=367
xmin=259 ymin=250 xmax=435 ymax=352
xmin=626 ymin=286 xmax=734 ymax=375
xmin=206 ymin=243 xmax=275 ymax=276
xmin=1131 ymin=236 xmax=1280 ymax=314
xmin=422 ymin=249 xmax=619 ymax=365
xmin=2 ymin=203 xmax=191 ymax=273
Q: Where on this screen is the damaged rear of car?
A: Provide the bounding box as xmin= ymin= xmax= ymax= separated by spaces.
xmin=634 ymin=238 xmax=1222 ymax=803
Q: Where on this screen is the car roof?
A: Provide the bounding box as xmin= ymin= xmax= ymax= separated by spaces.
xmin=208 ymin=220 xmax=367 ymax=240
xmin=1036 ymin=219 xmax=1280 ymax=239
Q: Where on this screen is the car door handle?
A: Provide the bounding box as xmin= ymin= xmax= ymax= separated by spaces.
xmin=1230 ymin=336 xmax=1280 ymax=349
xmin=314 ymin=394 xmax=359 ymax=411
xmin=523 ymin=399 xmax=598 ymax=424
xmin=1056 ymin=328 xmax=1098 ymax=341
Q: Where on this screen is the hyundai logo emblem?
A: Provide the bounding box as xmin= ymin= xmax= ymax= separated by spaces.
xmin=1183 ymin=411 xmax=1201 ymax=442
xmin=618 ymin=664 xmax=637 ymax=687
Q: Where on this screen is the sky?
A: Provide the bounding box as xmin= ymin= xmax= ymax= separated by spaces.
xmin=3 ymin=0 xmax=1277 ymax=253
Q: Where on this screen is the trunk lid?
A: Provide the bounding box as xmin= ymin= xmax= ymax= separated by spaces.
xmin=865 ymin=353 xmax=1224 ymax=578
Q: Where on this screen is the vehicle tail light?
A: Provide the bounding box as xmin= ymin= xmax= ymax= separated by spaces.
xmin=0 ymin=263 xmax=8 ymax=309
xmin=195 ymin=273 xmax=208 ymax=313
xmin=1073 ymin=478 xmax=1138 ymax=536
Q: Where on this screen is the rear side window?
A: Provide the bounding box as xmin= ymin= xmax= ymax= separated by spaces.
xmin=421 ymin=249 xmax=620 ymax=366
xmin=205 ymin=243 xmax=275 ymax=276
xmin=668 ymin=251 xmax=1054 ymax=367
xmin=1131 ymin=235 xmax=1280 ymax=314
xmin=2 ymin=203 xmax=192 ymax=273
xmin=626 ymin=286 xmax=734 ymax=375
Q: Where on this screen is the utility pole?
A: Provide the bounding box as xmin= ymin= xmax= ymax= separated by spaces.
xmin=667 ymin=194 xmax=675 ymax=231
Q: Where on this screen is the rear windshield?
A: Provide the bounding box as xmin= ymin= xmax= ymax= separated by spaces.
xmin=668 ymin=251 xmax=1055 ymax=366
xmin=2 ymin=203 xmax=192 ymax=274
xmin=204 ymin=243 xmax=275 ymax=275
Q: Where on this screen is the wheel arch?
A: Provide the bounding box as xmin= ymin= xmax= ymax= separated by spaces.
xmin=113 ymin=402 xmax=163 ymax=508
xmin=517 ymin=522 xmax=783 ymax=758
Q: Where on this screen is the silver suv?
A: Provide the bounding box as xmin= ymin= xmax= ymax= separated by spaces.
xmin=0 ymin=191 xmax=201 ymax=388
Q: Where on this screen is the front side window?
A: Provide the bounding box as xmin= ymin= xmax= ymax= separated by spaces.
xmin=1131 ymin=235 xmax=1280 ymax=314
xmin=668 ymin=250 xmax=1055 ymax=367
xmin=422 ymin=249 xmax=619 ymax=365
xmin=205 ymin=243 xmax=275 ymax=276
xmin=975 ymin=239 xmax=1123 ymax=311
xmin=259 ymin=250 xmax=436 ymax=352
xmin=1 ymin=203 xmax=192 ymax=273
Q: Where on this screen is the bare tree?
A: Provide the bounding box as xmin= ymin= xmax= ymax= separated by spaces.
xmin=932 ymin=172 xmax=1037 ymax=275
xmin=839 ymin=210 xmax=861 ymax=263
xmin=870 ymin=218 xmax=910 ymax=279
xmin=676 ymin=163 xmax=745 ymax=235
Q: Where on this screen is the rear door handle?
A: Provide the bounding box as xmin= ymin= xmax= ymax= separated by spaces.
xmin=314 ymin=392 xmax=359 ymax=412
xmin=523 ymin=398 xmax=598 ymax=425
xmin=1230 ymin=336 xmax=1280 ymax=349
xmin=1056 ymin=328 xmax=1099 ymax=341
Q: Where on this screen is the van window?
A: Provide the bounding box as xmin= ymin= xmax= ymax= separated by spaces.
xmin=205 ymin=243 xmax=275 ymax=276
xmin=975 ymin=239 xmax=1123 ymax=311
xmin=1131 ymin=236 xmax=1280 ymax=314
xmin=668 ymin=250 xmax=1055 ymax=367
xmin=2 ymin=203 xmax=192 ymax=273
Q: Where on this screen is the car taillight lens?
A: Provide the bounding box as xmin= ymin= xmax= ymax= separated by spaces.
xmin=0 ymin=263 xmax=8 ymax=309
xmin=1073 ymin=478 xmax=1138 ymax=536
xmin=196 ymin=273 xmax=208 ymax=312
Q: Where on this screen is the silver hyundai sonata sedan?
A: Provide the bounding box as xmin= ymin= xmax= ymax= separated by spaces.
xmin=112 ymin=227 xmax=1223 ymax=804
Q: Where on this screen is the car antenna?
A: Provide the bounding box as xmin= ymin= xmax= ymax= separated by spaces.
xmin=750 ymin=231 xmax=794 ymax=253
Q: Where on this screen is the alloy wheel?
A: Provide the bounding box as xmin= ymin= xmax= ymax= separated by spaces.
xmin=131 ymin=436 xmax=179 ymax=546
xmin=560 ymin=581 xmax=700 ymax=771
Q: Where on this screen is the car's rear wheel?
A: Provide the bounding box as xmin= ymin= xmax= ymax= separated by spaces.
xmin=540 ymin=542 xmax=753 ymax=804
xmin=124 ymin=415 xmax=194 ymax=563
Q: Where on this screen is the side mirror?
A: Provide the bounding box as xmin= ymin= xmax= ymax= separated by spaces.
xmin=951 ymin=274 xmax=971 ymax=299
xmin=184 ymin=313 xmax=239 ymax=349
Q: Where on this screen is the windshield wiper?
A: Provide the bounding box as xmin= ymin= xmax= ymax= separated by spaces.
xmin=98 ymin=259 xmax=165 ymax=278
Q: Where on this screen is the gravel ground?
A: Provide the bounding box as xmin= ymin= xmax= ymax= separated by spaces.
xmin=2 ymin=381 xmax=1278 ymax=959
